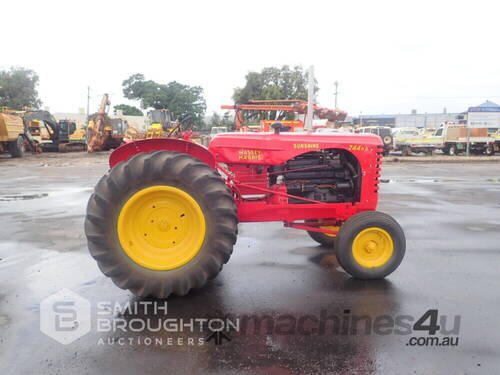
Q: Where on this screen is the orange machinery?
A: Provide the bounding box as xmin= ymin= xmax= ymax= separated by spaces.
xmin=221 ymin=99 xmax=347 ymax=132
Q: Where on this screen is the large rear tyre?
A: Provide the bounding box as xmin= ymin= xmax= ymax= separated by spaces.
xmin=335 ymin=211 xmax=405 ymax=279
xmin=85 ymin=150 xmax=238 ymax=298
xmin=9 ymin=136 xmax=25 ymax=158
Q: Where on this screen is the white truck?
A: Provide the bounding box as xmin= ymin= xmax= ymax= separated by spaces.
xmin=394 ymin=123 xmax=497 ymax=156
xmin=210 ymin=126 xmax=228 ymax=139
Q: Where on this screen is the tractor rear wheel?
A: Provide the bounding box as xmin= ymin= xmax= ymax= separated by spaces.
xmin=335 ymin=211 xmax=405 ymax=279
xmin=85 ymin=150 xmax=238 ymax=298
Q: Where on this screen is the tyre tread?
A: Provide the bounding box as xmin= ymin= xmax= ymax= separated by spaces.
xmin=85 ymin=151 xmax=238 ymax=298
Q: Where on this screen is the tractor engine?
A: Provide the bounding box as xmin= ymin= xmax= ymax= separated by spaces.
xmin=269 ymin=150 xmax=359 ymax=204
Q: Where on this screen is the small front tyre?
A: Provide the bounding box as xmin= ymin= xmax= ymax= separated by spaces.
xmin=335 ymin=211 xmax=405 ymax=279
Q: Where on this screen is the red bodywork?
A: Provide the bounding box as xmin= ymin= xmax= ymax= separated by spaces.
xmin=110 ymin=138 xmax=216 ymax=169
xmin=109 ymin=132 xmax=383 ymax=233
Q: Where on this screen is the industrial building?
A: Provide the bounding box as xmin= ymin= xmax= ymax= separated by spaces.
xmin=52 ymin=109 xmax=147 ymax=131
xmin=351 ymin=100 xmax=500 ymax=130
xmin=352 ymin=111 xmax=461 ymax=129
xmin=467 ymin=100 xmax=500 ymax=129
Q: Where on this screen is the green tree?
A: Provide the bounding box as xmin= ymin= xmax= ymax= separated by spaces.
xmin=209 ymin=111 xmax=222 ymax=127
xmin=233 ymin=65 xmax=316 ymax=103
xmin=208 ymin=111 xmax=234 ymax=131
xmin=114 ymin=104 xmax=143 ymax=116
xmin=122 ymin=74 xmax=207 ymax=127
xmin=0 ymin=67 xmax=42 ymax=109
xmin=221 ymin=111 xmax=234 ymax=130
xmin=232 ymin=65 xmax=317 ymax=121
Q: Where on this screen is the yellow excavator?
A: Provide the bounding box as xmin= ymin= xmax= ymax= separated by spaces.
xmin=145 ymin=109 xmax=173 ymax=138
xmin=1 ymin=107 xmax=88 ymax=155
xmin=21 ymin=110 xmax=86 ymax=152
xmin=87 ymin=94 xmax=137 ymax=152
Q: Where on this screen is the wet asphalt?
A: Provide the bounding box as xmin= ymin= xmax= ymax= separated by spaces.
xmin=0 ymin=153 xmax=499 ymax=375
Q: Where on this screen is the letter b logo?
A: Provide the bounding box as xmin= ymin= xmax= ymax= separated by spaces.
xmin=40 ymin=289 xmax=90 ymax=345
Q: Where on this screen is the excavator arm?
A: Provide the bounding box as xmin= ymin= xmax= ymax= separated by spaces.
xmin=22 ymin=110 xmax=62 ymax=140
xmin=221 ymin=100 xmax=347 ymax=131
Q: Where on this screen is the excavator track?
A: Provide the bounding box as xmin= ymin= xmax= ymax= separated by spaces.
xmin=58 ymin=142 xmax=87 ymax=153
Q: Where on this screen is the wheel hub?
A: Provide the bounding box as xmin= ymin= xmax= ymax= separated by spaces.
xmin=365 ymin=240 xmax=377 ymax=253
xmin=352 ymin=227 xmax=394 ymax=268
xmin=157 ymin=218 xmax=170 ymax=232
xmin=117 ymin=185 xmax=206 ymax=270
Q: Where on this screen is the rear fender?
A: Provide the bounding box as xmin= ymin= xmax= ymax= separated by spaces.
xmin=109 ymin=138 xmax=216 ymax=169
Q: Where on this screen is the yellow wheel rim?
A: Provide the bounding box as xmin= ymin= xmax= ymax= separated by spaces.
xmin=352 ymin=227 xmax=394 ymax=268
xmin=320 ymin=226 xmax=339 ymax=237
xmin=117 ymin=186 xmax=206 ymax=271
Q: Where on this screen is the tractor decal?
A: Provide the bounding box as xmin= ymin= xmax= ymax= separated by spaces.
xmin=293 ymin=143 xmax=320 ymax=149
xmin=238 ymin=149 xmax=264 ymax=160
xmin=348 ymin=144 xmax=369 ymax=151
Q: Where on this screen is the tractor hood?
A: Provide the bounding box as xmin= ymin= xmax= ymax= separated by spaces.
xmin=208 ymin=132 xmax=383 ymax=165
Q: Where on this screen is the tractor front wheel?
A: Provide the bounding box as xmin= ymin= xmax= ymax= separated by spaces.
xmin=85 ymin=150 xmax=238 ymax=298
xmin=335 ymin=211 xmax=405 ymax=279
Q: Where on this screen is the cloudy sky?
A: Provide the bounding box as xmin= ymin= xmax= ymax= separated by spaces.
xmin=3 ymin=0 xmax=500 ymax=116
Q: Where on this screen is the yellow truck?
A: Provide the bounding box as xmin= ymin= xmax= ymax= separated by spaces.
xmin=0 ymin=110 xmax=25 ymax=157
xmin=394 ymin=123 xmax=497 ymax=156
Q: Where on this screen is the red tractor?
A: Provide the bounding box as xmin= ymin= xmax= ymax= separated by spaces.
xmin=85 ymin=125 xmax=405 ymax=297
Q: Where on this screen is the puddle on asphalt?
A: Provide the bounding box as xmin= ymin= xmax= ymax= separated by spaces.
xmin=0 ymin=193 xmax=49 ymax=201
xmin=0 ymin=314 xmax=11 ymax=327
xmin=0 ymin=187 xmax=92 ymax=202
